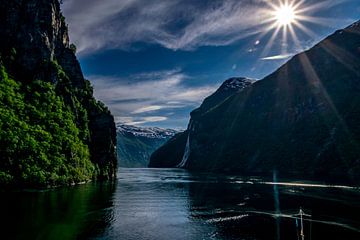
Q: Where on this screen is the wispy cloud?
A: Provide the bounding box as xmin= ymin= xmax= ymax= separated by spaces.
xmin=62 ymin=0 xmax=357 ymax=55
xmin=89 ymin=69 xmax=217 ymax=125
xmin=261 ymin=54 xmax=293 ymax=60
xmin=116 ymin=116 xmax=168 ymax=125
xmin=61 ymin=0 xmax=271 ymax=55
xmin=131 ymin=105 xmax=163 ymax=114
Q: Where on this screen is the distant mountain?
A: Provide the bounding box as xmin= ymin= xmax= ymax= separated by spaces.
xmin=149 ymin=20 xmax=360 ymax=183
xmin=117 ymin=124 xmax=178 ymax=167
xmin=149 ymin=77 xmax=256 ymax=168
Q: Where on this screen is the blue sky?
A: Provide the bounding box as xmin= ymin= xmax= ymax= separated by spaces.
xmin=61 ymin=0 xmax=360 ymax=129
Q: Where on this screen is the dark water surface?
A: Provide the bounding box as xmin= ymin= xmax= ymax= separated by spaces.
xmin=1 ymin=168 xmax=360 ymax=240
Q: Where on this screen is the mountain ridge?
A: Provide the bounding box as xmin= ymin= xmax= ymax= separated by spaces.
xmin=117 ymin=124 xmax=178 ymax=168
xmin=117 ymin=124 xmax=178 ymax=139
xmin=149 ymin=77 xmax=256 ymax=168
xmin=149 ymin=20 xmax=360 ymax=183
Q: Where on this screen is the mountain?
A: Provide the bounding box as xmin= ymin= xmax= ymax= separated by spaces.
xmin=117 ymin=124 xmax=178 ymax=167
xmin=149 ymin=77 xmax=256 ymax=168
xmin=194 ymin=77 xmax=256 ymax=115
xmin=0 ymin=0 xmax=117 ymax=187
xmin=149 ymin=21 xmax=360 ymax=183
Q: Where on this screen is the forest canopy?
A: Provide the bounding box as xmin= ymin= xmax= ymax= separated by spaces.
xmin=0 ymin=64 xmax=96 ymax=187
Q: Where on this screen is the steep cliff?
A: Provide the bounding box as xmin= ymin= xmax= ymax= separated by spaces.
xmin=0 ymin=0 xmax=117 ymax=187
xmin=150 ymin=21 xmax=360 ymax=183
xmin=149 ymin=131 xmax=189 ymax=168
xmin=149 ymin=78 xmax=255 ymax=168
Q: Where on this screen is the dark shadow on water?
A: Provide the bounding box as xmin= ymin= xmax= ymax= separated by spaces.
xmin=0 ymin=182 xmax=116 ymax=240
xmin=186 ymin=171 xmax=360 ymax=240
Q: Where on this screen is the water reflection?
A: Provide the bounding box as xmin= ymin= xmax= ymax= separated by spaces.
xmin=100 ymin=168 xmax=217 ymax=240
xmin=0 ymin=182 xmax=115 ymax=240
xmin=186 ymin=171 xmax=360 ymax=240
xmin=103 ymin=168 xmax=360 ymax=240
xmin=1 ymin=168 xmax=360 ymax=240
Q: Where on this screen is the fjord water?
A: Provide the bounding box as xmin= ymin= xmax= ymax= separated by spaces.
xmin=1 ymin=168 xmax=360 ymax=240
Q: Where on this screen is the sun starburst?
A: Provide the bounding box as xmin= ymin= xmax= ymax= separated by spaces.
xmin=253 ymin=0 xmax=322 ymax=60
xmin=274 ymin=4 xmax=297 ymax=26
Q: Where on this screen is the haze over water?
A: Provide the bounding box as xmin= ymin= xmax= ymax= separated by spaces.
xmin=2 ymin=168 xmax=360 ymax=240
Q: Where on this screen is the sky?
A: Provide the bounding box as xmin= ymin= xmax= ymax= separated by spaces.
xmin=61 ymin=0 xmax=360 ymax=129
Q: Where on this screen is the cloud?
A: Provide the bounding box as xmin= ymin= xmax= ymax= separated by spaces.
xmin=131 ymin=104 xmax=187 ymax=114
xmin=89 ymin=69 xmax=218 ymax=124
xmin=141 ymin=116 xmax=168 ymax=122
xmin=61 ymin=0 xmax=270 ymax=55
xmin=116 ymin=116 xmax=168 ymax=125
xmin=61 ymin=0 xmax=355 ymax=55
xmin=131 ymin=105 xmax=163 ymax=114
xmin=261 ymin=54 xmax=293 ymax=60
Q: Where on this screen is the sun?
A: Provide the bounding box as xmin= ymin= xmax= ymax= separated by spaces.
xmin=252 ymin=0 xmax=325 ymax=62
xmin=253 ymin=0 xmax=328 ymax=63
xmin=275 ymin=4 xmax=296 ymax=26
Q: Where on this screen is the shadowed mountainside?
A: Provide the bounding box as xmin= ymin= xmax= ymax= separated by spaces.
xmin=150 ymin=21 xmax=360 ymax=183
xmin=149 ymin=78 xmax=255 ymax=168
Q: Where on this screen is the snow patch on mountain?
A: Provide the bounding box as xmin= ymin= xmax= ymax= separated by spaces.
xmin=117 ymin=124 xmax=179 ymax=139
xmin=220 ymin=77 xmax=257 ymax=91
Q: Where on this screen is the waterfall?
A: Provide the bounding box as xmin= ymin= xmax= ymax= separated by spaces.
xmin=177 ymin=122 xmax=192 ymax=168
xmin=177 ymin=134 xmax=190 ymax=168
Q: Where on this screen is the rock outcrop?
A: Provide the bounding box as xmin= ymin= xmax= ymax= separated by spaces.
xmin=0 ymin=0 xmax=117 ymax=186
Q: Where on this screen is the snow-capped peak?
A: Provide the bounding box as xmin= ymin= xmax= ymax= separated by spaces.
xmin=220 ymin=77 xmax=256 ymax=91
xmin=117 ymin=124 xmax=179 ymax=139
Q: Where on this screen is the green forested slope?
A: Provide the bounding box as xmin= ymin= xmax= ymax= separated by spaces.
xmin=0 ymin=0 xmax=117 ymax=188
xmin=0 ymin=64 xmax=95 ymax=187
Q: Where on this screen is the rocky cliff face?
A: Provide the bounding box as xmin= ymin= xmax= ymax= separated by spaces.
xmin=149 ymin=78 xmax=255 ymax=168
xmin=150 ymin=21 xmax=360 ymax=183
xmin=0 ymin=0 xmax=117 ymax=184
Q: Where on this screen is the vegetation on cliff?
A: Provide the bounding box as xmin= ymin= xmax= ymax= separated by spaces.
xmin=0 ymin=0 xmax=117 ymax=188
xmin=0 ymin=63 xmax=97 ymax=187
